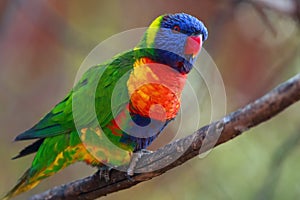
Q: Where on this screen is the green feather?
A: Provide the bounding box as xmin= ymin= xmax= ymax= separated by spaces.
xmin=14 ymin=50 xmax=138 ymax=141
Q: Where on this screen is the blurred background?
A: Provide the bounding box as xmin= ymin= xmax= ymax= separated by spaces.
xmin=1 ymin=0 xmax=300 ymax=199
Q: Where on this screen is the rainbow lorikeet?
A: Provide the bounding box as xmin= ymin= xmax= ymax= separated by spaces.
xmin=3 ymin=13 xmax=208 ymax=199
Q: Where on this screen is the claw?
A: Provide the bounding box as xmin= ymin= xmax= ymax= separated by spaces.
xmin=97 ymin=166 xmax=112 ymax=182
xmin=125 ymin=173 xmax=135 ymax=182
xmin=140 ymin=149 xmax=153 ymax=154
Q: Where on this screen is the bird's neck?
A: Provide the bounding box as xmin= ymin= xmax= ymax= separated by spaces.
xmin=127 ymin=57 xmax=187 ymax=121
xmin=133 ymin=47 xmax=194 ymax=74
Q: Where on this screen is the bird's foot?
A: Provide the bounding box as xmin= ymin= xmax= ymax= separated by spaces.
xmin=96 ymin=165 xmax=112 ymax=182
xmin=127 ymin=149 xmax=153 ymax=177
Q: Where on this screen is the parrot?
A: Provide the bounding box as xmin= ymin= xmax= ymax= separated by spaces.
xmin=2 ymin=13 xmax=208 ymax=199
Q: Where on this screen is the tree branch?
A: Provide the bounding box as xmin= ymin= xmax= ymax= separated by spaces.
xmin=30 ymin=73 xmax=300 ymax=200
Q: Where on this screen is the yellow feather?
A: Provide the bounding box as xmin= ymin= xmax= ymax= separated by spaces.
xmin=146 ymin=15 xmax=163 ymax=47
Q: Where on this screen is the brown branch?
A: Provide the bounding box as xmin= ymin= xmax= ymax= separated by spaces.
xmin=30 ymin=73 xmax=300 ymax=200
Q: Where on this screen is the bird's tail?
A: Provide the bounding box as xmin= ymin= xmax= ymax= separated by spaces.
xmin=2 ymin=145 xmax=93 ymax=200
xmin=2 ymin=126 xmax=132 ymax=199
xmin=1 ymin=132 xmax=96 ymax=200
xmin=2 ymin=169 xmax=41 ymax=200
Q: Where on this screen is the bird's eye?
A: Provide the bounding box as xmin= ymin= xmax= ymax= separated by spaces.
xmin=172 ymin=25 xmax=181 ymax=33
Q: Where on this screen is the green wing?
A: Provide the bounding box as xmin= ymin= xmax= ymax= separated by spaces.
xmin=15 ymin=50 xmax=135 ymax=141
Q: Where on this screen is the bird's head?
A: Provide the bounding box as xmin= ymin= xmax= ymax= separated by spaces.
xmin=136 ymin=13 xmax=208 ymax=74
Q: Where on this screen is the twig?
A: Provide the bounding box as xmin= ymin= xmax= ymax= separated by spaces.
xmin=30 ymin=73 xmax=300 ymax=200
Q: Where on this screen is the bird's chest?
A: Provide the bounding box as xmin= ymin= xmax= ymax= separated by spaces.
xmin=127 ymin=58 xmax=187 ymax=121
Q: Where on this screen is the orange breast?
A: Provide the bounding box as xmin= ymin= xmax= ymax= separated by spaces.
xmin=127 ymin=58 xmax=187 ymax=121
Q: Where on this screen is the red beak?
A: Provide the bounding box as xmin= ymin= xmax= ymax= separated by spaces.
xmin=184 ymin=35 xmax=202 ymax=58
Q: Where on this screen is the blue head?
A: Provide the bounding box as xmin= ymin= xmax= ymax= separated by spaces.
xmin=137 ymin=13 xmax=208 ymax=74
